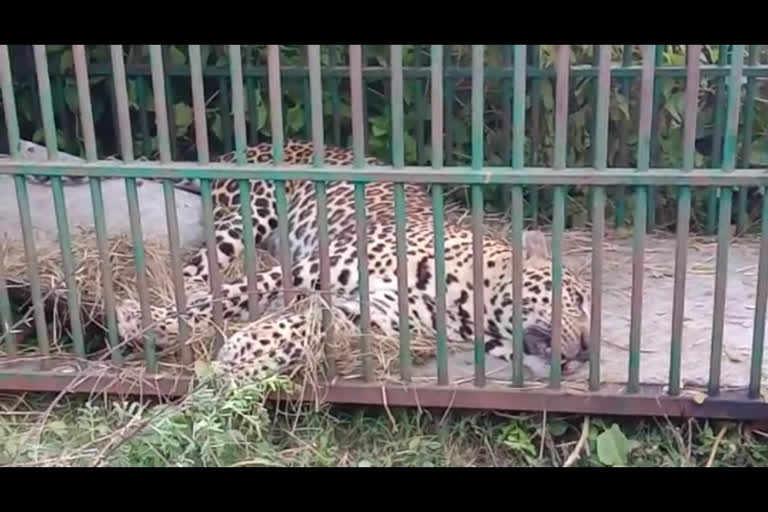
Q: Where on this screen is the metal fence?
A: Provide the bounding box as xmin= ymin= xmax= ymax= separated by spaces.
xmin=0 ymin=45 xmax=766 ymax=420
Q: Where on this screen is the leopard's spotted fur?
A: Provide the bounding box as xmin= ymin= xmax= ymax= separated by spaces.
xmin=113 ymin=139 xmax=592 ymax=380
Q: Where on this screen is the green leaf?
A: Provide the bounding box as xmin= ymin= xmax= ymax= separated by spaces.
xmin=257 ymin=103 xmax=268 ymax=132
xmin=663 ymin=91 xmax=686 ymax=124
xmin=60 ymin=50 xmax=74 ymax=73
xmin=127 ymin=80 xmax=138 ymax=109
xmin=287 ymin=104 xmax=304 ymax=133
xmin=210 ymin=113 xmax=223 ymax=140
xmin=174 ymin=102 xmax=194 ymax=133
xmin=405 ymin=133 xmax=418 ymax=163
xmin=371 ymin=115 xmax=389 ymax=138
xmin=750 ymin=136 xmax=768 ymax=166
xmin=357 ymin=460 xmax=372 ymax=467
xmin=540 ymin=79 xmax=554 ymax=111
xmin=614 ymin=92 xmax=630 ymax=120
xmin=92 ymin=98 xmax=105 ymax=122
xmin=570 ymin=107 xmax=587 ymax=130
xmin=65 ymin=84 xmax=79 ymax=113
xmin=200 ymin=45 xmax=211 ymax=66
xmin=47 ymin=420 xmax=68 ymax=438
xmin=596 ymin=423 xmax=632 ymax=466
xmin=547 ymin=420 xmax=569 ymax=438
xmin=167 ymin=46 xmax=187 ymax=67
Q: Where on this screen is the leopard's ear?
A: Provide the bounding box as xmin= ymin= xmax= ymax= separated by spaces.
xmin=523 ymin=230 xmax=550 ymax=261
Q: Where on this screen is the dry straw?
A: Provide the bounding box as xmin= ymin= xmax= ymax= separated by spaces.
xmin=0 ymin=229 xmax=467 ymax=389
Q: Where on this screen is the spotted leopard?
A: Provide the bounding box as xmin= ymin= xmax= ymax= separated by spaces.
xmin=114 ymin=139 xmax=592 ymax=380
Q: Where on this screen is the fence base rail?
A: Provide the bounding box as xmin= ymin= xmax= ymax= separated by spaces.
xmin=0 ymin=357 xmax=766 ymax=420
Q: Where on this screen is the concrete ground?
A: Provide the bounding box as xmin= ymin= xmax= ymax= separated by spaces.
xmin=0 ymin=176 xmax=204 ymax=250
xmin=413 ymin=230 xmax=767 ymax=391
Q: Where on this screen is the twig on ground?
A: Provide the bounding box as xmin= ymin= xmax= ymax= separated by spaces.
xmin=539 ymin=409 xmax=547 ymax=460
xmin=706 ymin=425 xmax=728 ymax=467
xmin=563 ymin=416 xmax=590 ymax=467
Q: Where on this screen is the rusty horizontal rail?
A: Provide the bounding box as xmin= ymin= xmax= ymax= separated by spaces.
xmin=0 ymin=360 xmax=765 ymax=420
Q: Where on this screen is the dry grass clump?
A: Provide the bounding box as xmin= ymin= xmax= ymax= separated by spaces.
xmin=0 ymin=229 xmax=464 ymax=387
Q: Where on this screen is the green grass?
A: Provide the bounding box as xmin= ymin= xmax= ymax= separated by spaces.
xmin=2 ymin=376 xmax=767 ymax=467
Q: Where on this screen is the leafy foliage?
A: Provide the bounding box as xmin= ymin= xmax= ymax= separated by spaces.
xmin=2 ymin=44 xmax=766 ymax=232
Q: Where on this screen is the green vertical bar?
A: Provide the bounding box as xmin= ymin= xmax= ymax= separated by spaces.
xmin=0 ymin=279 xmax=12 ymax=355
xmin=52 ymin=76 xmax=72 ymax=154
xmin=394 ymin=183 xmax=410 ymax=381
xmin=267 ymin=46 xmax=293 ymax=308
xmin=135 ymin=75 xmax=151 ymax=157
xmin=247 ymin=77 xmax=259 ymax=145
xmin=33 ymin=45 xmax=85 ymax=357
xmin=219 ymin=75 xmax=233 ymax=153
xmin=707 ymin=45 xmax=729 ymax=236
xmin=3 ymin=47 xmax=49 ymax=355
xmin=110 ymin=45 xmax=135 ymax=164
xmin=529 ymin=45 xmax=541 ymax=226
xmin=646 ymin=45 xmax=664 ymax=233
xmin=589 ymin=45 xmax=601 ymax=167
xmin=232 ymin=46 xmax=259 ymax=320
xmin=431 ymin=45 xmax=449 ymax=386
xmin=550 ymin=188 xmax=565 ymax=387
xmin=391 ymin=45 xmax=410 ymax=382
xmin=328 ymin=46 xmax=341 ymax=146
xmin=0 ymin=46 xmax=18 ymax=355
xmin=104 ymin=50 xmax=121 ymax=157
xmin=511 ymin=45 xmax=526 ymax=387
xmin=628 ymin=45 xmax=655 ymax=394
xmin=361 ymin=46 xmax=369 ymax=154
xmin=444 ymin=47 xmax=455 ymax=165
xmin=302 ymin=47 xmax=312 ymax=140
xmin=668 ymin=45 xmax=701 ymax=396
xmin=350 ymin=45 xmax=373 ymax=382
xmin=109 ymin=45 xmax=144 ymax=365
xmin=709 ymin=45 xmax=744 ymax=397
xmin=470 ymin=45 xmax=486 ymax=388
xmin=13 ymin=178 xmax=50 ymax=354
xmin=308 ymin=44 xmax=335 ymax=378
xmin=589 ymin=45 xmax=611 ymax=392
xmin=124 ymin=179 xmax=156 ymax=371
xmin=614 ymin=45 xmax=632 ymax=228
xmin=150 ymin=44 xmax=190 ymax=363
xmin=113 ymin=48 xmax=155 ymax=371
xmin=88 ymin=178 xmax=121 ymax=361
xmin=584 ymin=45 xmax=600 ymax=226
xmin=748 ymin=192 xmax=768 ymax=399
xmin=161 ymin=46 xmax=178 ymax=160
xmin=391 ymin=46 xmax=405 ymax=167
xmin=413 ymin=46 xmax=426 ymax=165
xmin=191 ymin=43 xmax=225 ymax=353
xmin=737 ymin=45 xmax=758 ymax=235
xmin=550 ymin=45 xmax=570 ymax=387
xmin=501 ymin=45 xmax=513 ymax=211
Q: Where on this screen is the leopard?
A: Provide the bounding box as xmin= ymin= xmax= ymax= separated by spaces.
xmin=113 ymin=139 xmax=593 ymax=382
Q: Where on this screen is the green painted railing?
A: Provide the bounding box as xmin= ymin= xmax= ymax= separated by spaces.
xmin=0 ymin=45 xmax=766 ymax=419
